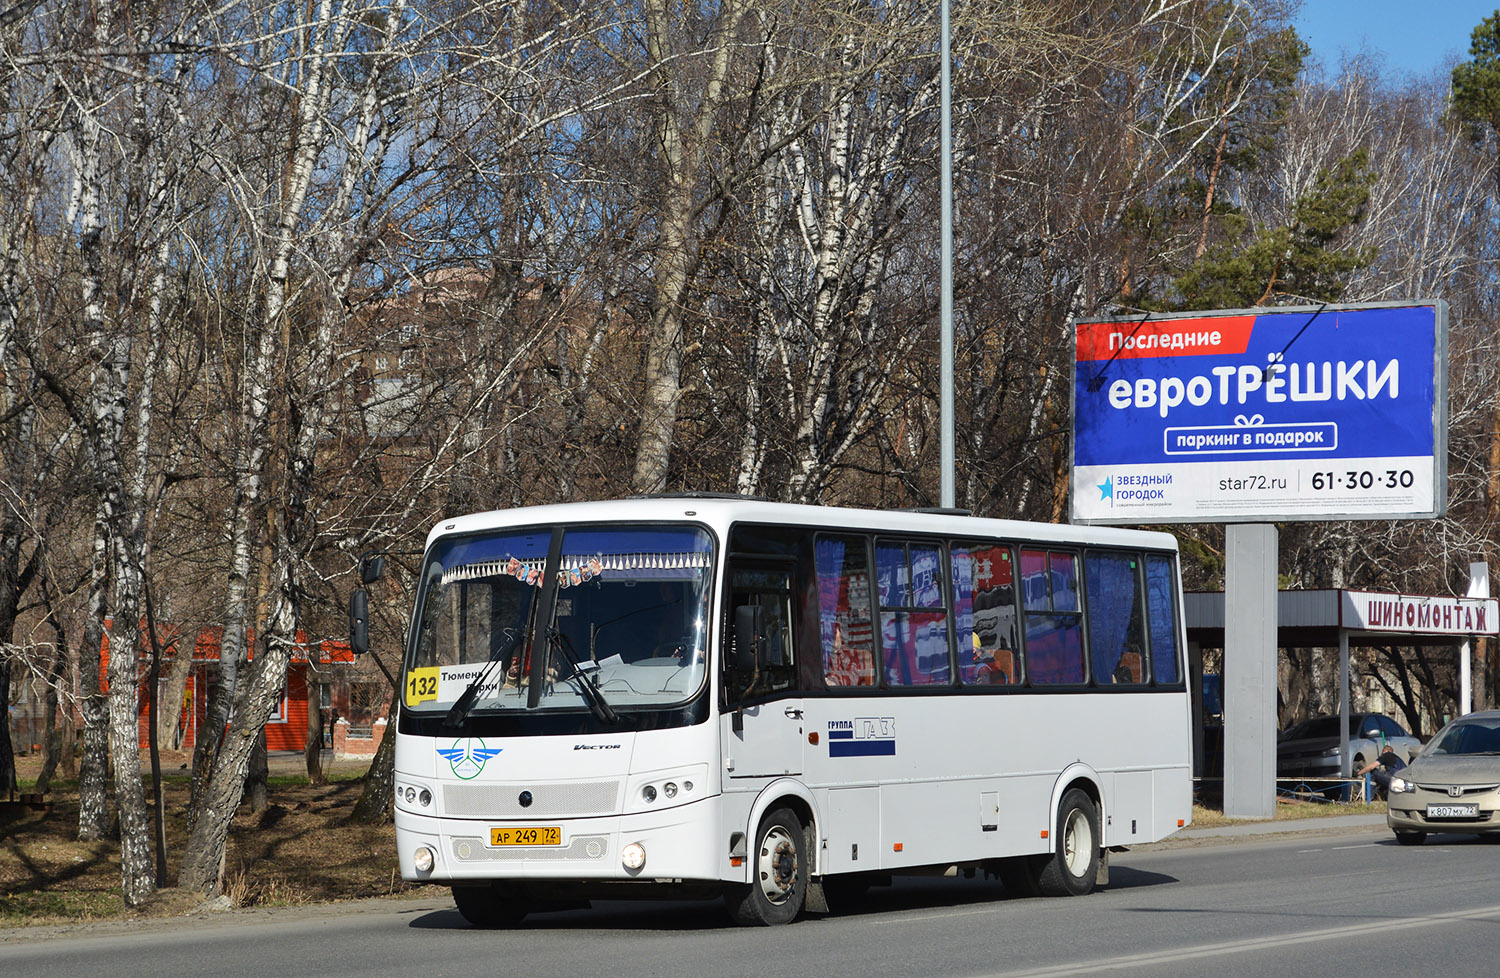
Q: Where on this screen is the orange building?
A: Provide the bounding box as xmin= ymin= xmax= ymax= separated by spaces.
xmin=101 ymin=622 xmax=387 ymax=754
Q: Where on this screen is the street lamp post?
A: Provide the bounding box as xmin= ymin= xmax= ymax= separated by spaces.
xmin=940 ymin=0 xmax=955 ymax=509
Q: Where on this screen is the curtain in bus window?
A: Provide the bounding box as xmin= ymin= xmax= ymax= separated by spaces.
xmin=1145 ymin=555 xmax=1182 ymax=684
xmin=816 ymin=536 xmax=876 ymax=687
xmin=878 ymin=542 xmax=950 ymax=686
xmin=1021 ymin=549 xmax=1084 ymax=684
xmin=1085 ymin=552 xmax=1146 ymax=685
xmin=952 ymin=545 xmax=1020 ymax=685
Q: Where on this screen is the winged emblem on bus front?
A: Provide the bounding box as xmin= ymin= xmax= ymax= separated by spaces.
xmin=438 ymin=738 xmax=502 ymax=780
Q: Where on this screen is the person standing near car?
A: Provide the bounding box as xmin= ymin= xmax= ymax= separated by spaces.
xmin=1355 ymin=743 xmax=1408 ymax=797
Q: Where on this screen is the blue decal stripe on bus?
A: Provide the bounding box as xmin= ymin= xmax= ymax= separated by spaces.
xmin=830 ymin=741 xmax=896 ymax=757
xmin=827 ymin=729 xmax=854 ymax=739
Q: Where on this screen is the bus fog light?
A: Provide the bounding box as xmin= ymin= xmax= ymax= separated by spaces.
xmin=622 ymin=843 xmax=647 ymax=871
xmin=642 ymin=785 xmax=657 ymax=803
xmin=663 ymin=782 xmax=678 ymax=798
xmin=413 ymin=845 xmax=436 ymax=873
xmin=418 ymin=788 xmax=432 ymax=807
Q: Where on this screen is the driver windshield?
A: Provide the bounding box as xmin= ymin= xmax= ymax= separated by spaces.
xmin=404 ymin=524 xmax=714 ymax=715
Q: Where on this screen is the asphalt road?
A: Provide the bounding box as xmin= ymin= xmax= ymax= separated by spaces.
xmin=4 ymin=821 xmax=1499 ymax=978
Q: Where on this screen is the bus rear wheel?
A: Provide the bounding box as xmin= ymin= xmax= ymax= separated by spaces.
xmin=726 ymin=807 xmax=808 ymax=926
xmin=452 ymin=884 xmax=527 ymax=927
xmin=1036 ymin=789 xmax=1101 ymax=897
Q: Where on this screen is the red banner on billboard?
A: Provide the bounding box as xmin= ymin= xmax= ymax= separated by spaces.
xmin=1076 ymin=315 xmax=1256 ymax=362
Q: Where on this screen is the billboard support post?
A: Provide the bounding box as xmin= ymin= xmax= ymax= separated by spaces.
xmin=1462 ymin=561 xmax=1490 ymax=717
xmin=1223 ymin=523 xmax=1278 ymax=819
xmin=1338 ymin=631 xmax=1351 ymax=780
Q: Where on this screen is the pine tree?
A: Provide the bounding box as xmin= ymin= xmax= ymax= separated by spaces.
xmin=1169 ymin=150 xmax=1378 ymax=310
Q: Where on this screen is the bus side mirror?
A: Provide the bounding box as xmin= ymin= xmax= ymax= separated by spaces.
xmin=734 ymin=604 xmax=763 ymax=673
xmin=349 ymin=588 xmax=370 ymax=656
xmin=359 ymin=553 xmax=385 ymax=585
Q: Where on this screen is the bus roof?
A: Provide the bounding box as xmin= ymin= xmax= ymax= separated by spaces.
xmin=423 ymin=496 xmax=1179 ymax=553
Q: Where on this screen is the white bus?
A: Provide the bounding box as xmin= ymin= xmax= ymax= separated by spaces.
xmin=357 ymin=496 xmax=1192 ymax=926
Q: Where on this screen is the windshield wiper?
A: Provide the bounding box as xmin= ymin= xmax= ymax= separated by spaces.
xmin=443 ymin=628 xmax=526 ymax=729
xmin=546 ymin=626 xmax=618 ymax=725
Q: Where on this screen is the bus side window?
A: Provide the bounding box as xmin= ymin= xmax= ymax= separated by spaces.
xmin=1144 ymin=555 xmax=1182 ymax=684
xmin=726 ymin=567 xmax=797 ymax=703
xmin=877 ymin=541 xmax=951 ymax=687
xmin=952 ymin=543 xmax=1020 ymax=685
xmin=1084 ymin=551 xmax=1146 ymax=686
xmin=816 ymin=536 xmax=877 ymax=687
xmin=1021 ymin=549 xmax=1085 ymax=684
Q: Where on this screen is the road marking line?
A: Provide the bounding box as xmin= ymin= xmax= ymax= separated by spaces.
xmin=968 ymin=903 xmax=1500 ymax=978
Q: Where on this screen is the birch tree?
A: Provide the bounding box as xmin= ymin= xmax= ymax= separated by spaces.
xmin=178 ymin=0 xmax=615 ymax=886
xmin=725 ymin=2 xmax=939 ymax=503
xmin=179 ymin=0 xmax=406 ymax=893
xmin=628 ymin=0 xmax=757 ymax=493
xmin=0 ymin=0 xmax=69 ymax=804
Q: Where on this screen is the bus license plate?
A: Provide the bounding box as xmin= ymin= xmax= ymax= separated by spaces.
xmin=491 ymin=826 xmax=562 ymax=847
xmin=1426 ymin=804 xmax=1478 ymax=819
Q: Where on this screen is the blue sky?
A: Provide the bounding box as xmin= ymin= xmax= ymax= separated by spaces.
xmin=1294 ymin=1 xmax=1497 ymax=79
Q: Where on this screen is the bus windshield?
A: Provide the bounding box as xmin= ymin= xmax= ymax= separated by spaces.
xmin=404 ymin=524 xmax=714 ymax=716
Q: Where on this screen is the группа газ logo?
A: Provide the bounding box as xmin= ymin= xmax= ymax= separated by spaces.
xmin=437 ymin=738 xmax=502 ymax=779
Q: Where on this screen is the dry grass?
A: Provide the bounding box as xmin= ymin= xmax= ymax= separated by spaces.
xmin=1 ymin=751 xmax=440 ymax=928
xmin=1190 ymin=795 xmax=1386 ymax=829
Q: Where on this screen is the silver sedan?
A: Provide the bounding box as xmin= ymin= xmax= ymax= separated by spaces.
xmin=1387 ymin=709 xmax=1500 ymax=845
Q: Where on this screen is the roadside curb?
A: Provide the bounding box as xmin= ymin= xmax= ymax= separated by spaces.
xmin=1177 ymin=813 xmax=1387 ymax=839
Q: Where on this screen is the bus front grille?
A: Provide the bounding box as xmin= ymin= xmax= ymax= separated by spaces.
xmin=449 ymin=835 xmax=609 ymax=862
xmin=442 ymin=780 xmax=621 ymax=818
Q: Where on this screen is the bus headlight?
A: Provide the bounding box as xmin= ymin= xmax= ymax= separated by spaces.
xmin=413 ymin=845 xmax=436 ymax=873
xmin=622 ymin=843 xmax=647 ymax=871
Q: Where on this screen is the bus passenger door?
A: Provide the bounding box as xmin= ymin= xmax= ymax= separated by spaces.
xmin=723 ymin=564 xmax=803 ymax=778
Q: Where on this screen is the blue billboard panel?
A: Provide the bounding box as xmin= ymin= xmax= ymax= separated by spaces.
xmin=1070 ymin=303 xmax=1447 ymax=524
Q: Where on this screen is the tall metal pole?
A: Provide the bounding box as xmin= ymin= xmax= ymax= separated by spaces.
xmin=940 ymin=0 xmax=955 ymax=509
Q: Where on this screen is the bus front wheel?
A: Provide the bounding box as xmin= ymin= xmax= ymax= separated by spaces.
xmin=1036 ymin=789 xmax=1101 ymax=897
xmin=452 ymin=884 xmax=527 ymax=927
xmin=726 ymin=807 xmax=808 ymax=925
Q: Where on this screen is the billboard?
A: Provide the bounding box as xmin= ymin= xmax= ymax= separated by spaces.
xmin=1071 ymin=302 xmax=1447 ymax=524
